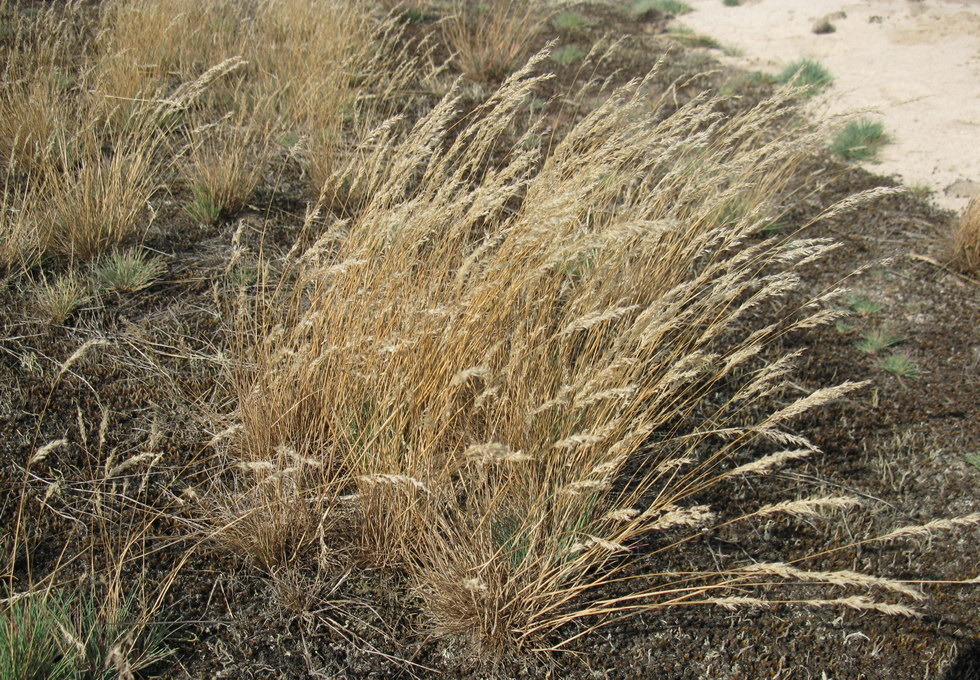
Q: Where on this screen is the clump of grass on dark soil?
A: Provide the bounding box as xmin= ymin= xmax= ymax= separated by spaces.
xmin=777 ymin=58 xmax=833 ymax=94
xmin=831 ymin=118 xmax=891 ymax=161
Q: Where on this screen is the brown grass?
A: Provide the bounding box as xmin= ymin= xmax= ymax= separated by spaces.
xmin=216 ymin=54 xmax=938 ymax=658
xmin=951 ymin=197 xmax=980 ymax=273
xmin=444 ymin=0 xmax=551 ymax=82
xmin=0 ymin=0 xmax=421 ymax=272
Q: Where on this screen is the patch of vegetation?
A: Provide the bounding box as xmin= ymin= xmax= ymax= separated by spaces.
xmin=632 ymin=0 xmax=693 ymax=16
xmin=184 ymin=185 xmax=222 ymax=226
xmin=952 ymin=197 xmax=980 ymax=273
xmin=856 ymin=327 xmax=904 ymax=354
xmin=831 ymin=119 xmax=891 ymax=161
xmin=92 ymin=250 xmax=167 ymax=294
xmin=723 ymin=0 xmax=742 ymax=5
xmin=443 ymin=0 xmax=549 ymax=81
xmin=777 ymin=58 xmax=833 ymax=94
xmin=667 ymin=25 xmax=722 ymax=49
xmin=552 ymin=10 xmax=591 ymax=30
xmin=34 ymin=272 xmax=91 ymax=324
xmin=906 ymin=181 xmax=933 ymax=201
xmin=878 ymin=352 xmax=921 ymax=379
xmin=0 ymin=588 xmax=171 ymax=680
xmin=846 ymin=293 xmax=883 ymax=317
xmin=551 ymin=45 xmax=587 ymax=66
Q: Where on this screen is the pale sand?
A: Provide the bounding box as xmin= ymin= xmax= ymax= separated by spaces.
xmin=680 ymin=0 xmax=980 ymax=211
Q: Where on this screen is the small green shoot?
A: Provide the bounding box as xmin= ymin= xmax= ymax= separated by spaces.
xmin=553 ymin=11 xmax=591 ymax=30
xmin=777 ymin=58 xmax=833 ymax=94
xmin=93 ymin=250 xmax=167 ymax=294
xmin=35 ymin=272 xmax=91 ymax=324
xmin=184 ymin=184 xmax=222 ymax=226
xmin=723 ymin=0 xmax=741 ymax=5
xmin=831 ymin=119 xmax=891 ymax=162
xmin=632 ymin=0 xmax=693 ymax=16
xmin=878 ymin=352 xmax=920 ymax=379
xmin=551 ymin=45 xmax=587 ymax=66
xmin=963 ymin=452 xmax=980 ymax=471
xmin=846 ymin=294 xmax=883 ymax=317
xmin=856 ymin=328 xmax=904 ymax=354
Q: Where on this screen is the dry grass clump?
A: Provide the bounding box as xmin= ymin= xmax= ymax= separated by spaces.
xmin=951 ymin=197 xmax=980 ymax=274
xmin=0 ymin=2 xmax=244 ymax=271
xmin=206 ymin=54 xmax=958 ymax=659
xmin=181 ymin=109 xmax=275 ymax=225
xmin=444 ymin=0 xmax=550 ymax=81
xmin=0 ymin=0 xmax=421 ymax=271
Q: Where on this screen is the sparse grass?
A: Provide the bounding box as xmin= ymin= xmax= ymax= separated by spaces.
xmin=0 ymin=592 xmax=71 ymax=680
xmin=92 ymin=250 xmax=166 ymax=294
xmin=551 ymin=45 xmax=587 ymax=66
xmin=907 ymin=181 xmax=933 ymax=201
xmin=667 ymin=25 xmax=723 ymax=49
xmin=856 ymin=327 xmax=904 ymax=354
xmin=0 ymin=587 xmax=171 ymax=680
xmin=723 ymin=0 xmax=742 ymax=6
xmin=878 ymin=352 xmax=920 ymax=379
xmin=846 ymin=294 xmax=883 ymax=317
xmin=951 ymin=197 xmax=980 ymax=273
xmin=444 ymin=0 xmax=549 ymax=82
xmin=777 ymin=58 xmax=833 ymax=94
xmin=34 ymin=271 xmax=91 ymax=324
xmin=553 ymin=10 xmax=592 ymax=31
xmin=632 ymin=0 xmax=693 ymax=16
xmin=831 ymin=119 xmax=891 ymax=161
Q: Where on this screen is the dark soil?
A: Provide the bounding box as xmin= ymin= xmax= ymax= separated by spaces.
xmin=1 ymin=2 xmax=977 ymax=679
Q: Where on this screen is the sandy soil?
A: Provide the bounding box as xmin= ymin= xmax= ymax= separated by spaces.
xmin=681 ymin=0 xmax=980 ymax=212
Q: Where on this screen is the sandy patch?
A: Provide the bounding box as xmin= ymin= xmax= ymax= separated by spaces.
xmin=680 ymin=0 xmax=980 ymax=211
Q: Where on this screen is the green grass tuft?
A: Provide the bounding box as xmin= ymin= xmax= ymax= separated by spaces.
xmin=92 ymin=249 xmax=167 ymax=294
xmin=551 ymin=45 xmax=587 ymax=66
xmin=855 ymin=328 xmax=904 ymax=354
xmin=878 ymin=352 xmax=920 ymax=379
xmin=831 ymin=119 xmax=891 ymax=161
xmin=632 ymin=0 xmax=693 ymax=16
xmin=184 ymin=184 xmax=222 ymax=227
xmin=845 ymin=294 xmax=883 ymax=317
xmin=552 ymin=11 xmax=591 ymax=30
xmin=777 ymin=58 xmax=833 ymax=94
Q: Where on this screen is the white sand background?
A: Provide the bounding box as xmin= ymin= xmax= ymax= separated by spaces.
xmin=679 ymin=0 xmax=980 ymax=212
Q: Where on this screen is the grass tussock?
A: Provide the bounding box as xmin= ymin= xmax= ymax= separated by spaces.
xmin=952 ymin=197 xmax=980 ymax=273
xmin=831 ymin=118 xmax=890 ymax=162
xmin=209 ymin=55 xmax=931 ymax=658
xmin=777 ymin=58 xmax=833 ymax=94
xmin=444 ymin=0 xmax=550 ymax=82
xmin=0 ymin=0 xmax=424 ymax=272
